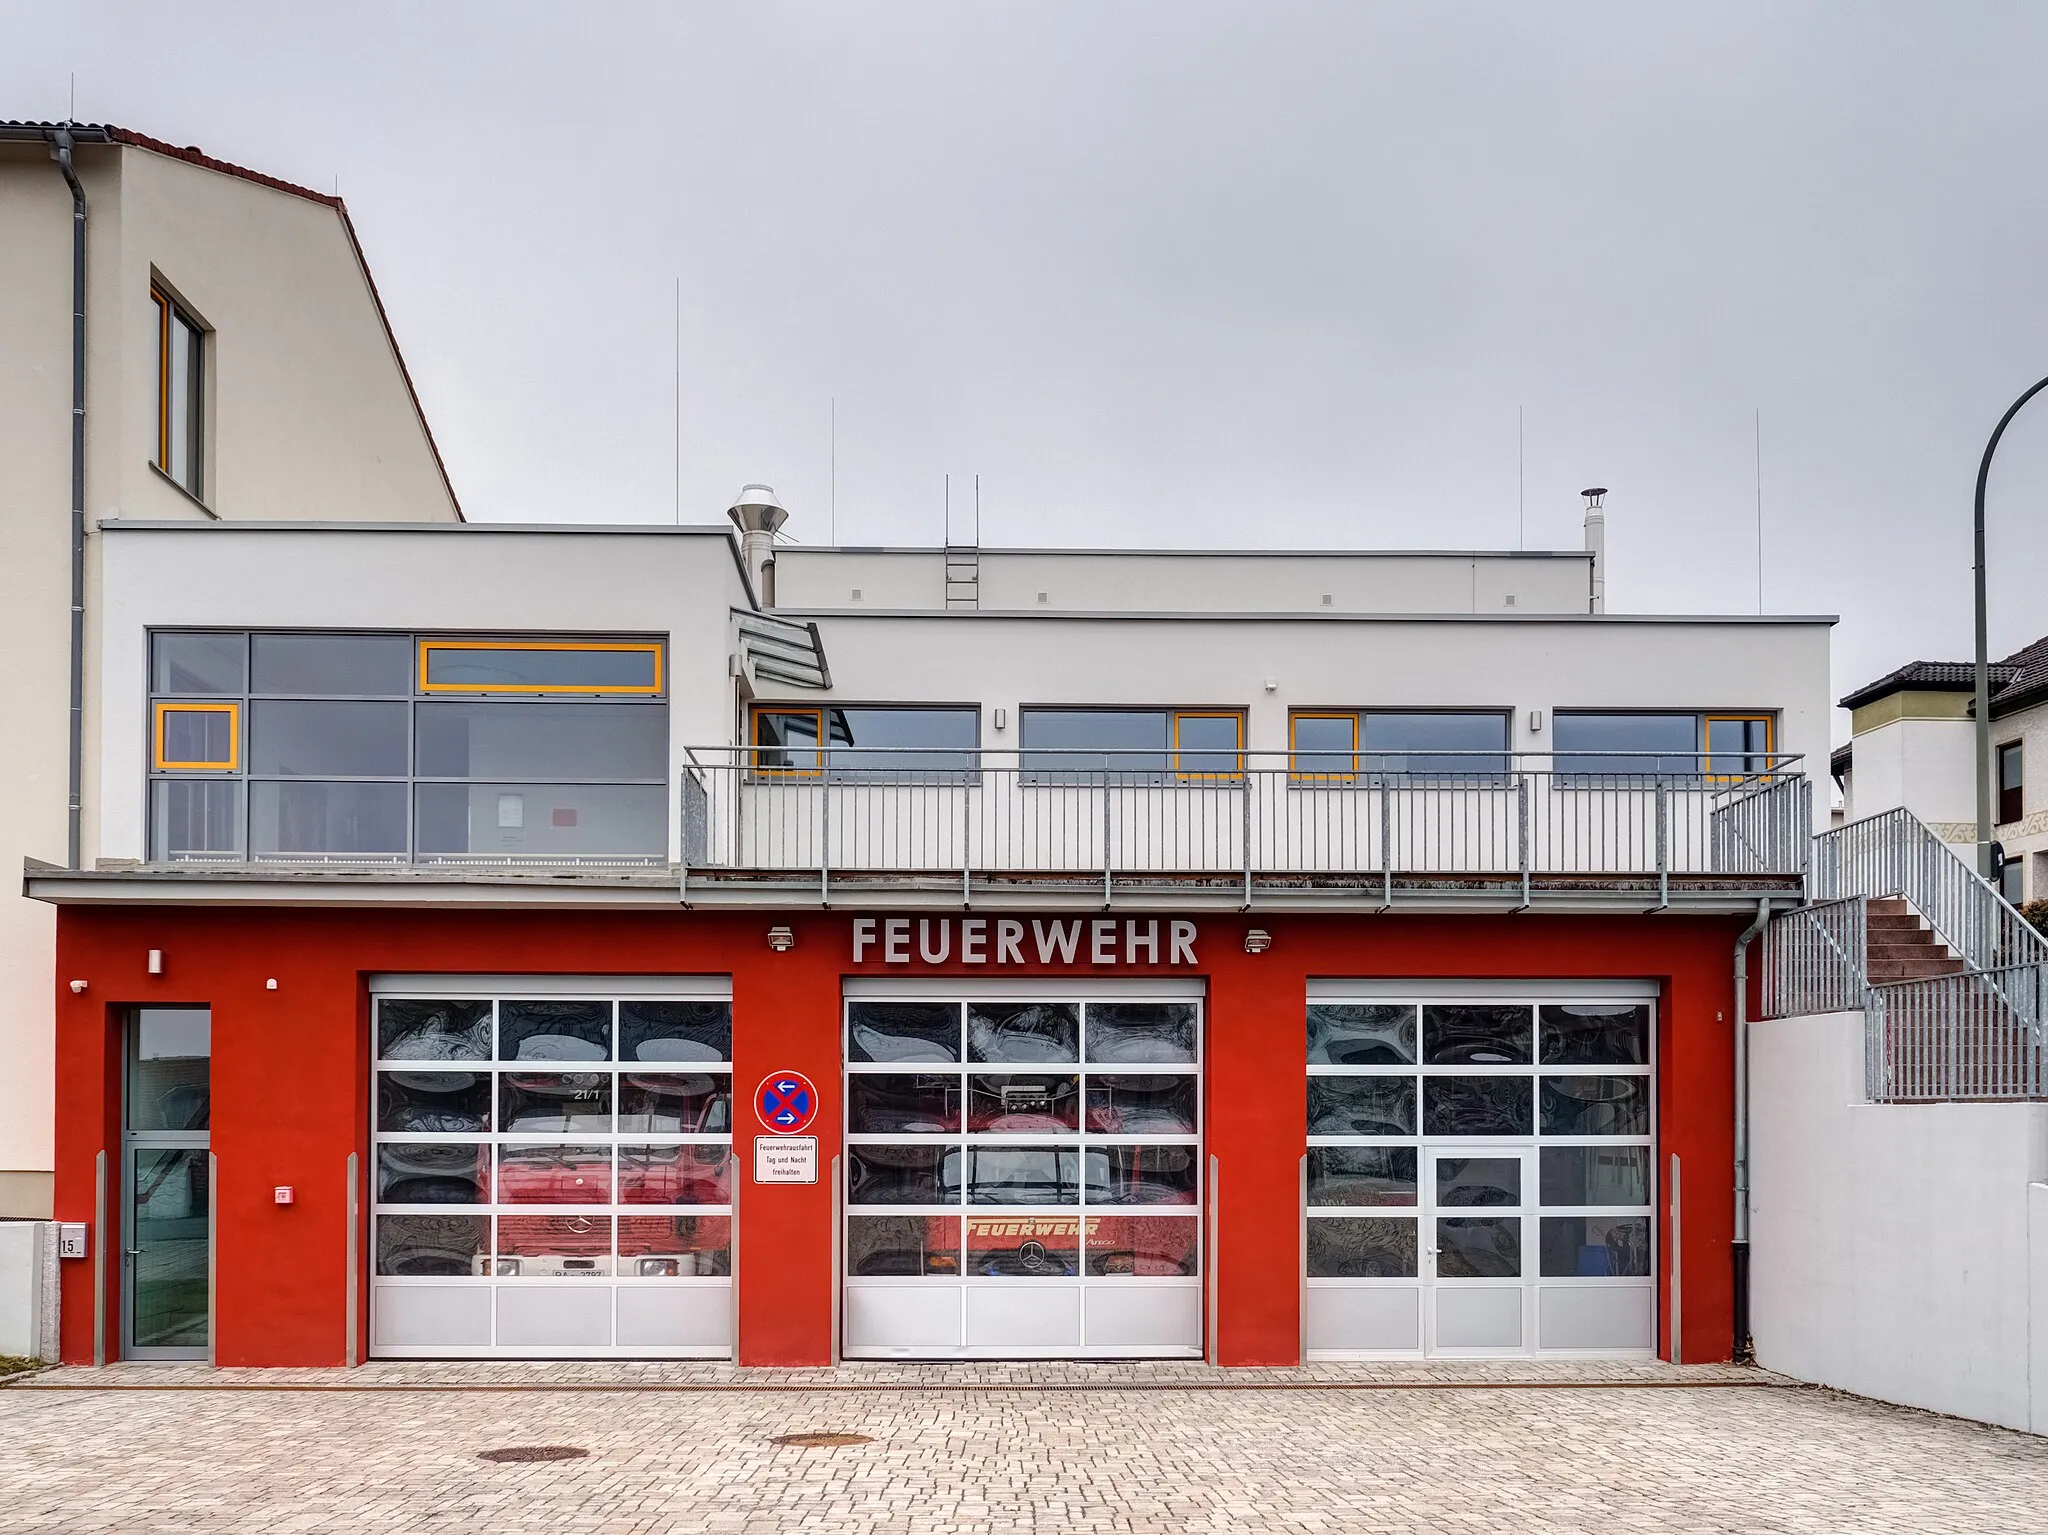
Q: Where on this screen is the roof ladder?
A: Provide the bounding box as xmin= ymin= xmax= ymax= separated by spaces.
xmin=945 ymin=544 xmax=980 ymax=610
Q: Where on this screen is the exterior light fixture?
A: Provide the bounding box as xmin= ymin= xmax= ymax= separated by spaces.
xmin=68 ymin=980 xmax=87 ymax=994
xmin=767 ymin=925 xmax=796 ymax=952
xmin=1243 ymin=929 xmax=1272 ymax=954
xmin=147 ymin=949 xmax=164 ymax=975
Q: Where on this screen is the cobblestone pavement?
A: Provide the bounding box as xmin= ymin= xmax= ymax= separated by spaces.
xmin=3 ymin=1362 xmax=2044 ymax=1532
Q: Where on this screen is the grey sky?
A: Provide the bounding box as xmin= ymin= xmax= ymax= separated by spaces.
xmin=8 ymin=2 xmax=2048 ymax=728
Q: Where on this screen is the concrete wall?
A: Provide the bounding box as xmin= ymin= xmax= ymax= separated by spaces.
xmin=0 ymin=1223 xmax=59 ymax=1362
xmin=94 ymin=523 xmax=753 ymax=863
xmin=1750 ymin=1009 xmax=2048 ymax=1433
xmin=0 ymin=136 xmax=459 ymax=1215
xmin=773 ymin=547 xmax=1596 ymax=615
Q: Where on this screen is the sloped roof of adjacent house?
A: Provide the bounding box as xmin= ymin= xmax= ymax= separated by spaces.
xmin=0 ymin=120 xmax=460 ymax=520
xmin=1838 ymin=634 xmax=2048 ymax=716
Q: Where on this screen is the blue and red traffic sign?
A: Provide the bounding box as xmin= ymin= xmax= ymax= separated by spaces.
xmin=754 ymin=1070 xmax=820 ymax=1134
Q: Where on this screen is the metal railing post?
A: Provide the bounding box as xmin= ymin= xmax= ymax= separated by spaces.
xmin=1102 ymin=777 xmax=1113 ymax=907
xmin=819 ymin=775 xmax=831 ymax=905
xmin=1655 ymin=781 xmax=1669 ymax=909
xmin=1242 ymin=772 xmax=1253 ymax=908
xmin=1380 ymin=784 xmax=1392 ymax=907
xmin=1516 ymin=773 xmax=1531 ymax=909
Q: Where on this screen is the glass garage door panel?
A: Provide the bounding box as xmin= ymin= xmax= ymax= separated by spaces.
xmin=1306 ymin=998 xmax=1656 ymax=1360
xmin=844 ymin=997 xmax=1202 ymax=1359
xmin=370 ymin=992 xmax=734 ymax=1358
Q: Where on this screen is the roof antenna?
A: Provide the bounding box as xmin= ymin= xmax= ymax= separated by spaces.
xmin=829 ymin=396 xmax=837 ymax=545
xmin=974 ymin=474 xmax=981 ymax=545
xmin=1754 ymin=408 xmax=1764 ymax=614
xmin=1517 ymin=405 xmax=1525 ymax=551
xmin=69 ymin=72 xmax=75 ymax=124
xmin=943 ymin=474 xmax=951 ymax=545
xmin=673 ymin=278 xmax=682 ymax=525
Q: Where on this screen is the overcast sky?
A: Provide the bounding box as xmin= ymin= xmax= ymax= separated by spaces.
xmin=9 ymin=3 xmax=2048 ymax=730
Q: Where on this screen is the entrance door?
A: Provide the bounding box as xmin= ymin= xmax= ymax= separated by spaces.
xmin=124 ymin=1007 xmax=212 ymax=1360
xmin=1424 ymin=1149 xmax=1530 ymax=1354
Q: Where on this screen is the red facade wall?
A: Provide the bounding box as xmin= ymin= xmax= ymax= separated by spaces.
xmin=51 ymin=904 xmax=1746 ymax=1368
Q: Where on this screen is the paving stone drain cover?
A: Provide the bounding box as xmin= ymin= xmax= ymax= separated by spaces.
xmin=770 ymin=1432 xmax=874 ymax=1448
xmin=477 ymin=1446 xmax=590 ymax=1463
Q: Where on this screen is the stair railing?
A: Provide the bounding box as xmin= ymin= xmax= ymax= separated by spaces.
xmin=1761 ymin=895 xmax=1867 ymax=1018
xmin=1809 ymin=806 xmax=2048 ymax=972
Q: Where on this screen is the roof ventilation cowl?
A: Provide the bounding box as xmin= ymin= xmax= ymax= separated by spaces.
xmin=727 ymin=483 xmax=789 ymax=604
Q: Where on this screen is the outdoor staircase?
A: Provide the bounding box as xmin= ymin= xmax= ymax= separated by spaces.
xmin=1863 ymin=897 xmax=1966 ymax=984
xmin=1762 ymin=807 xmax=2048 ymax=1099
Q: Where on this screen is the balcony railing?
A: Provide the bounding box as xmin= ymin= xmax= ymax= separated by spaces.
xmin=679 ymin=747 xmax=1810 ymax=905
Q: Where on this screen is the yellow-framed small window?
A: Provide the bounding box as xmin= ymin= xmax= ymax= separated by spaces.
xmin=752 ymin=707 xmax=826 ymax=777
xmin=154 ymin=701 xmax=239 ymax=772
xmin=417 ymin=640 xmax=664 ymax=696
xmin=1172 ymin=710 xmax=1245 ymax=782
xmin=1704 ymin=714 xmax=1774 ymax=781
xmin=1288 ymin=712 xmax=1360 ymax=783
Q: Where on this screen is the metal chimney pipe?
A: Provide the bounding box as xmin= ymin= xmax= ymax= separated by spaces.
xmin=726 ymin=483 xmax=789 ymax=607
xmin=1581 ymin=488 xmax=1608 ymax=614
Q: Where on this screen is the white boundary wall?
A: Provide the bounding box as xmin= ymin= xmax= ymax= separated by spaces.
xmin=1750 ymin=1010 xmax=2048 ymax=1433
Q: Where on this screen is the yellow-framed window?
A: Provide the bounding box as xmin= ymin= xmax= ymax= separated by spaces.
xmin=1289 ymin=712 xmax=1360 ymax=782
xmin=154 ymin=701 xmax=239 ymax=771
xmin=1703 ymin=714 xmax=1774 ymax=781
xmin=417 ymin=640 xmax=664 ymax=695
xmin=752 ymin=707 xmax=826 ymax=777
xmin=1172 ymin=711 xmax=1245 ymax=782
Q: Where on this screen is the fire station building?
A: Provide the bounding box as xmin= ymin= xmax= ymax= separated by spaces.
xmin=31 ymin=495 xmax=1830 ymax=1368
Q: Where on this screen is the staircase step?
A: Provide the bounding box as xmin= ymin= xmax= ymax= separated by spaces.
xmin=1868 ymin=958 xmax=1969 ymax=982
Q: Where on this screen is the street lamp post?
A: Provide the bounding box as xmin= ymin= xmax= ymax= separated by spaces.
xmin=1973 ymin=375 xmax=2048 ymax=880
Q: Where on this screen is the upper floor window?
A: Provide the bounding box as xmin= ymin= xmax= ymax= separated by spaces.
xmin=1290 ymin=711 xmax=1509 ymax=780
xmin=1019 ymin=708 xmax=1244 ymax=781
xmin=1998 ymin=741 xmax=2024 ymax=825
xmin=151 ymin=285 xmax=205 ymax=498
xmin=147 ymin=632 xmax=668 ymax=864
xmin=751 ymin=705 xmax=978 ymax=779
xmin=1553 ymin=712 xmax=1774 ymax=779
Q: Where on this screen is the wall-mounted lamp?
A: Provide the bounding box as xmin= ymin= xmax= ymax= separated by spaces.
xmin=1262 ymin=678 xmax=1278 ymax=693
xmin=993 ymin=707 xmax=1009 ymax=732
xmin=147 ymin=950 xmax=164 ymax=975
xmin=766 ymin=925 xmax=796 ymax=952
xmin=68 ymin=980 xmax=87 ymax=994
xmin=1243 ymin=929 xmax=1273 ymax=954
xmin=1528 ymin=709 xmax=1544 ymax=733
xmin=265 ymin=978 xmax=279 ymax=991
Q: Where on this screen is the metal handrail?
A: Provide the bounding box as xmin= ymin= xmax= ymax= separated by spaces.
xmin=675 ymin=746 xmax=1810 ymax=895
xmin=1867 ymin=962 xmax=2048 ymax=1101
xmin=1811 ymin=806 xmax=2048 ymax=972
xmin=1761 ymin=895 xmax=1868 ymax=1018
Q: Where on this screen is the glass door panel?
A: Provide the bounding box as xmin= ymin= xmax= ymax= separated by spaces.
xmin=1424 ymin=1147 xmax=1530 ymax=1355
xmin=127 ymin=1148 xmax=210 ymax=1356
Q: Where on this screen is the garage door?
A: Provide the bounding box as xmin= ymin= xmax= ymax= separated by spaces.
xmin=369 ymin=975 xmax=734 ymax=1358
xmin=842 ymin=981 xmax=1203 ymax=1359
xmin=1304 ymin=982 xmax=1656 ymax=1359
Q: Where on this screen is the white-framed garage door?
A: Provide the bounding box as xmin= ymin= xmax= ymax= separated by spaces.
xmin=842 ymin=977 xmax=1204 ymax=1360
xmin=369 ymin=974 xmax=735 ymax=1358
xmin=1304 ymin=979 xmax=1657 ymax=1359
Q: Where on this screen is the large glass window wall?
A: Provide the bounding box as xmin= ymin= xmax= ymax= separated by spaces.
xmin=147 ymin=632 xmax=669 ymax=863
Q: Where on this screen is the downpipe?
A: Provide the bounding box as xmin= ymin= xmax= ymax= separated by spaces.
xmin=48 ymin=127 xmax=88 ymax=869
xmin=1731 ymin=895 xmax=1771 ymax=1364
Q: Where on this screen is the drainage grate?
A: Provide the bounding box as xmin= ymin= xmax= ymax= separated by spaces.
xmin=477 ymin=1445 xmax=589 ymax=1464
xmin=770 ymin=1432 xmax=873 ymax=1448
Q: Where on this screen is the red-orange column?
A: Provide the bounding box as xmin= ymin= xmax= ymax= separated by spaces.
xmin=211 ymin=916 xmax=363 ymax=1367
xmin=1205 ymin=929 xmax=1306 ymax=1365
xmin=731 ymin=916 xmax=845 ymax=1365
